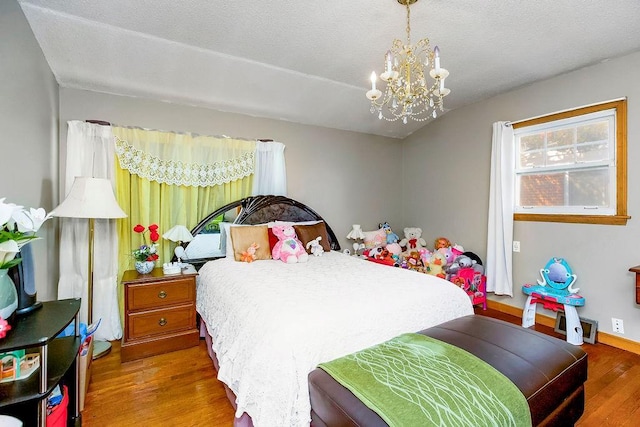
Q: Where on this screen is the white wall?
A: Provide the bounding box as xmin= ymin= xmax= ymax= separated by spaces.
xmin=0 ymin=0 xmax=59 ymax=300
xmin=403 ymin=50 xmax=640 ymax=343
xmin=58 ymin=88 xmax=403 ymax=253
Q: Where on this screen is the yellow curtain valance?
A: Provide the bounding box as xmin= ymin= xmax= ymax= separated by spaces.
xmin=113 ymin=126 xmax=256 ymax=187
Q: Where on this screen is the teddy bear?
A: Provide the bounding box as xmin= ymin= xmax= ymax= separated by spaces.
xmin=271 ymin=224 xmax=309 ymax=263
xmin=399 ymin=227 xmax=427 ymax=254
xmin=240 ymin=242 xmax=260 ymax=263
xmin=305 ymin=236 xmax=324 ymax=256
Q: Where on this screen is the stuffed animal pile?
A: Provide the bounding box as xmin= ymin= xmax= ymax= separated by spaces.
xmin=358 ymin=224 xmax=487 ymax=301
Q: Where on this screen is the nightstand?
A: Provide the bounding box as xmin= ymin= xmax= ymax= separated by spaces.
xmin=120 ymin=268 xmax=199 ymax=362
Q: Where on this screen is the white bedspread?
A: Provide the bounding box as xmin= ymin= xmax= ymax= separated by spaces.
xmin=196 ymin=251 xmax=474 ymax=427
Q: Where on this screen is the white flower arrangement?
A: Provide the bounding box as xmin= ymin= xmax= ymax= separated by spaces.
xmin=0 ymin=198 xmax=52 ymax=269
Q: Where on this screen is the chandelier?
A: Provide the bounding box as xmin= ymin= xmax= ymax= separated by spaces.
xmin=366 ymin=0 xmax=450 ymax=124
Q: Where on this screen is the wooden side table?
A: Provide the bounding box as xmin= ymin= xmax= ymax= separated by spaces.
xmin=120 ymin=268 xmax=199 ymax=362
xmin=628 ymin=265 xmax=640 ymax=304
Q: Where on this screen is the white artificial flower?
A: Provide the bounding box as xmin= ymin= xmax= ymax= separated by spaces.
xmin=0 ymin=198 xmax=23 ymax=227
xmin=13 ymin=207 xmax=52 ymax=233
xmin=0 ymin=240 xmax=19 ymax=266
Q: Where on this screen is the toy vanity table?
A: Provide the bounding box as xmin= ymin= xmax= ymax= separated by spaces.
xmin=522 ymin=258 xmax=585 ymax=345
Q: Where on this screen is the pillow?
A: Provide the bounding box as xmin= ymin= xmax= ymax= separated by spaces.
xmin=294 ymin=222 xmax=331 ymax=253
xmin=266 ymin=219 xmax=322 ymax=228
xmin=230 ymin=225 xmax=272 ymax=261
xmin=219 ymin=222 xmax=234 ymax=258
xmin=267 ymin=227 xmax=279 ymax=252
xmin=363 ymin=228 xmax=386 ymax=249
xmin=221 ymin=222 xmax=266 ymax=258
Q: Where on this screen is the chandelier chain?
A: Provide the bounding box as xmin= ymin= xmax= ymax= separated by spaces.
xmin=406 ymin=1 xmax=411 ymax=45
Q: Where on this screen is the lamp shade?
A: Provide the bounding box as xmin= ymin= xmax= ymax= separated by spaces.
xmin=346 ymin=224 xmax=365 ymax=240
xmin=53 ymin=177 xmax=127 ymax=219
xmin=163 ymin=225 xmax=194 ymax=243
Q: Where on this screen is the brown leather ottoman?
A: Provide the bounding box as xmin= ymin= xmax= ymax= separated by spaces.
xmin=309 ymin=315 xmax=587 ymax=426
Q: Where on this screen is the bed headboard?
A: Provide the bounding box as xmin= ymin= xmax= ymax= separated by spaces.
xmin=182 ymin=195 xmax=341 ymax=267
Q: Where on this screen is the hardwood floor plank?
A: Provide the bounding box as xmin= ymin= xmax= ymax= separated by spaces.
xmin=83 ymin=310 xmax=640 ymax=426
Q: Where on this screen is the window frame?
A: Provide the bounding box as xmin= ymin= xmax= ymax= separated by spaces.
xmin=512 ymin=99 xmax=629 ymax=225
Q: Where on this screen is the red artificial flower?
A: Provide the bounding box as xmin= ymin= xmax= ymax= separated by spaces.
xmin=133 ymin=224 xmax=145 ymax=233
xmin=147 ymin=253 xmax=159 ymax=261
xmin=0 ymin=316 xmax=11 ymax=339
xmin=148 ymin=224 xmax=159 ymax=232
xmin=150 ymin=231 xmax=160 ymax=242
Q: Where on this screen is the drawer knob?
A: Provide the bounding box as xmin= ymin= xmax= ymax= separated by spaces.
xmin=158 ymin=290 xmax=167 ymax=299
xmin=159 ymin=318 xmax=167 ymax=326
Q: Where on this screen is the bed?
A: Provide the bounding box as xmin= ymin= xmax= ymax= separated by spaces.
xmin=187 ymin=196 xmax=475 ymax=426
xmin=189 ymin=195 xmax=587 ymax=427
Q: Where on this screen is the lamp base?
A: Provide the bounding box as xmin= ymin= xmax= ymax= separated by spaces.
xmin=92 ymin=340 xmax=112 ymax=360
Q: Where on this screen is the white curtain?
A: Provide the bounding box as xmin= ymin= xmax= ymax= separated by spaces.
xmin=58 ymin=121 xmax=122 ymax=341
xmin=485 ymin=122 xmax=515 ymax=296
xmin=252 ymin=141 xmax=287 ymax=195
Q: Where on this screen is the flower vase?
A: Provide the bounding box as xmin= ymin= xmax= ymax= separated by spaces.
xmin=135 ymin=260 xmax=155 ymax=275
xmin=0 ymin=269 xmax=18 ymax=323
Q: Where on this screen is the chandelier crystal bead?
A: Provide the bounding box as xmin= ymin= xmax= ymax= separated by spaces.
xmin=366 ymin=0 xmax=450 ymax=123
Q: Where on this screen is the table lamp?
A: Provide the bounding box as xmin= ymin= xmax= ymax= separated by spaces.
xmin=53 ymin=176 xmax=127 ymax=359
xmin=162 ymin=225 xmax=194 ymax=274
xmin=346 ymin=224 xmax=365 ymax=256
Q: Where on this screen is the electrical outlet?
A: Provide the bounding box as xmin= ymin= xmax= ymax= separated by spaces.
xmin=612 ymin=318 xmax=625 ymax=334
xmin=512 ymin=241 xmax=521 ymax=252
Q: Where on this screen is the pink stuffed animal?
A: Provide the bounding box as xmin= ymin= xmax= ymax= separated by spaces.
xmin=271 ymin=224 xmax=309 ymax=263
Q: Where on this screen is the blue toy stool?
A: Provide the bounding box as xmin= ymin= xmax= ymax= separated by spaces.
xmin=522 ymin=258 xmax=585 ymax=345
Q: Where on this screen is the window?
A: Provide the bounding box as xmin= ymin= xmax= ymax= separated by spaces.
xmin=513 ymin=99 xmax=628 ymax=225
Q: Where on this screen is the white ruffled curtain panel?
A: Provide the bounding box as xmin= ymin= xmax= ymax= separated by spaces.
xmin=252 ymin=141 xmax=287 ymax=196
xmin=485 ymin=121 xmax=515 ymax=296
xmin=58 ymin=121 xmax=122 ymax=341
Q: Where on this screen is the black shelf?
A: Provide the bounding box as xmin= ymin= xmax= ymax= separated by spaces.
xmin=0 ymin=298 xmax=81 ymax=426
xmin=0 ymin=335 xmax=80 ymax=407
xmin=0 ymin=299 xmax=81 ymax=353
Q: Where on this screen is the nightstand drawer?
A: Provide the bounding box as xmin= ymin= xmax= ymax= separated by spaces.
xmin=126 ymin=278 xmax=195 ymax=311
xmin=127 ymin=305 xmax=196 ymax=340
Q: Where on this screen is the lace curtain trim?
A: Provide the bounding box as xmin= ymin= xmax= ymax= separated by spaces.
xmin=115 ymin=136 xmax=255 ymax=187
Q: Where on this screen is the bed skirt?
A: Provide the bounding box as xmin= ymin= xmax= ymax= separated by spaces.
xmin=200 ymin=321 xmax=255 ymax=427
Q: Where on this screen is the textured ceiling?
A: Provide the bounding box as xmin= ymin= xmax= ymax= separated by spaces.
xmin=17 ymin=0 xmax=640 ymax=139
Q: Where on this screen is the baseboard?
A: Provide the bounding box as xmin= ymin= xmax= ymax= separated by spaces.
xmin=486 ymin=300 xmax=640 ymax=355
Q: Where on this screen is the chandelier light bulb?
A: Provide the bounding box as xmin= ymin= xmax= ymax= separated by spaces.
xmin=434 ymin=45 xmax=441 ymax=73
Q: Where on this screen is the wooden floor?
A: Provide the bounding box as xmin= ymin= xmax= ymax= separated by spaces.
xmin=83 ymin=309 xmax=640 ymax=426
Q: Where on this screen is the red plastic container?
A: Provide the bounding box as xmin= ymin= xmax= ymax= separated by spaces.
xmin=46 ymin=385 xmax=68 ymax=427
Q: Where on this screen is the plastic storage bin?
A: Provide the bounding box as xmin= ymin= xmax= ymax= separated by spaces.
xmin=46 ymin=385 xmax=68 ymax=427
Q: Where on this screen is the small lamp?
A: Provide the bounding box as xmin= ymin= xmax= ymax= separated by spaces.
xmin=346 ymin=224 xmax=365 ymax=256
xmin=162 ymin=225 xmax=194 ymax=274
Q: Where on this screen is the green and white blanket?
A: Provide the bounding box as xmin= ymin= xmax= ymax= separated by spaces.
xmin=319 ymin=333 xmax=531 ymax=427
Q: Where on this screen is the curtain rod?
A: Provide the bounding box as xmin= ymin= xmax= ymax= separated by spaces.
xmin=84 ymin=119 xmax=273 ymax=142
xmin=505 ymin=96 xmax=627 ymax=127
